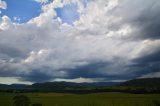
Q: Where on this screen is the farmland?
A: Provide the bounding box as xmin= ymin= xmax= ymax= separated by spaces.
xmin=0 ymin=92 xmax=160 ymax=106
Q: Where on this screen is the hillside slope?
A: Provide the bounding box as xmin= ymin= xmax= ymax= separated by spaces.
xmin=119 ymin=78 xmax=160 ymax=88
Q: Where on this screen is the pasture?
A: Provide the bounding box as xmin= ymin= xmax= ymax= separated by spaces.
xmin=0 ymin=92 xmax=160 ymax=106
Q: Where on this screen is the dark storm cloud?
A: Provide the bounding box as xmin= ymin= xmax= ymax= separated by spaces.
xmin=0 ymin=64 xmax=55 ymax=82
xmin=65 ymin=62 xmax=110 ymax=79
xmin=132 ymin=49 xmax=160 ymax=64
xmin=130 ymin=48 xmax=160 ymax=77
xmin=20 ymin=70 xmax=53 ymax=83
xmin=0 ymin=44 xmax=26 ymax=58
xmin=131 ymin=6 xmax=160 ymax=40
xmin=0 ymin=66 xmax=18 ymax=77
xmin=127 ymin=62 xmax=160 ymax=77
xmin=64 ymin=61 xmax=140 ymax=81
xmin=115 ymin=0 xmax=160 ymax=40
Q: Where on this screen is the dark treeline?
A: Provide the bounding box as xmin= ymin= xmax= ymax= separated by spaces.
xmin=1 ymin=87 xmax=160 ymax=94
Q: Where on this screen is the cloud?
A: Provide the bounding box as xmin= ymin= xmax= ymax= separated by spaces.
xmin=132 ymin=40 xmax=160 ymax=63
xmin=54 ymin=77 xmax=102 ymax=83
xmin=0 ymin=0 xmax=7 ymax=9
xmin=0 ymin=0 xmax=160 ymax=83
xmin=140 ymin=71 xmax=160 ymax=78
xmin=33 ymin=0 xmax=49 ymax=4
xmin=0 ymin=77 xmax=32 ymax=84
xmin=113 ymin=0 xmax=160 ymax=40
xmin=0 ymin=16 xmax=12 ymax=30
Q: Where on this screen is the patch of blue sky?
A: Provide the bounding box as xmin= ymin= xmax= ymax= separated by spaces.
xmin=1 ymin=0 xmax=42 ymax=23
xmin=0 ymin=0 xmax=91 ymax=24
xmin=55 ymin=3 xmax=80 ymax=25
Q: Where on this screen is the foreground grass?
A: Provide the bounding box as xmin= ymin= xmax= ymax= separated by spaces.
xmin=0 ymin=92 xmax=160 ymax=106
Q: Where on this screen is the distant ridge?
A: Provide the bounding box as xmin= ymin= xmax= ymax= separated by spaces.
xmin=119 ymin=78 xmax=160 ymax=88
xmin=1 ymin=78 xmax=160 ymax=93
xmin=26 ymin=81 xmax=121 ymax=91
xmin=0 ymin=84 xmax=28 ymax=89
xmin=0 ymin=81 xmax=120 ymax=90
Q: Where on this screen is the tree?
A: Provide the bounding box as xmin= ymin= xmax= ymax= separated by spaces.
xmin=13 ymin=95 xmax=31 ymax=106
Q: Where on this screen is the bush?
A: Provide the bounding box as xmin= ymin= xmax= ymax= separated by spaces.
xmin=13 ymin=95 xmax=30 ymax=106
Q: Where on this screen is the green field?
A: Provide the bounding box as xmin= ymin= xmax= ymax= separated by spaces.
xmin=0 ymin=92 xmax=160 ymax=106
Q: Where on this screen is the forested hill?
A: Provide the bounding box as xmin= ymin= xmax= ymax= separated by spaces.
xmin=0 ymin=78 xmax=160 ymax=93
xmin=26 ymin=82 xmax=120 ymax=91
xmin=119 ymin=78 xmax=160 ymax=88
xmin=0 ymin=84 xmax=28 ymax=89
xmin=0 ymin=82 xmax=120 ymax=90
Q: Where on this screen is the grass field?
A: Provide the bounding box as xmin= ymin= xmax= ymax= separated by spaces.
xmin=0 ymin=92 xmax=160 ymax=106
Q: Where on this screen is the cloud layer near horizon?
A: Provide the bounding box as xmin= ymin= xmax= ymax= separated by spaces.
xmin=0 ymin=0 xmax=160 ymax=84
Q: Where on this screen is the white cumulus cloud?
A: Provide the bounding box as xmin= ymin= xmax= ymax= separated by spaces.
xmin=33 ymin=0 xmax=49 ymax=4
xmin=0 ymin=0 xmax=7 ymax=9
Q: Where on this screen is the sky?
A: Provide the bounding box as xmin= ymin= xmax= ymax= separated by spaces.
xmin=0 ymin=0 xmax=160 ymax=84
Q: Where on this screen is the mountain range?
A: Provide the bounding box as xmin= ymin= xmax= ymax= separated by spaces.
xmin=0 ymin=78 xmax=160 ymax=93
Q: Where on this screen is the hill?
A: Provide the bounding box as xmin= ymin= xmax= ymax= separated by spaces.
xmin=0 ymin=82 xmax=120 ymax=91
xmin=1 ymin=78 xmax=160 ymax=93
xmin=26 ymin=82 xmax=120 ymax=92
xmin=116 ymin=78 xmax=160 ymax=93
xmin=0 ymin=84 xmax=28 ymax=90
xmin=119 ymin=78 xmax=160 ymax=88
